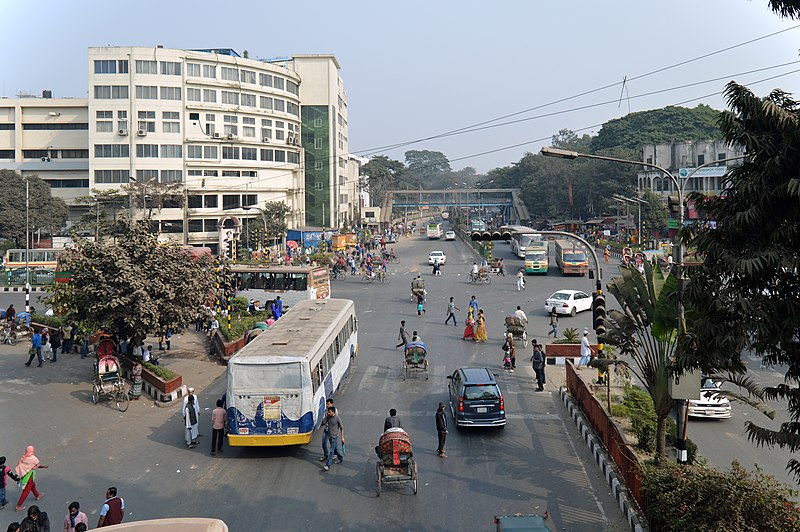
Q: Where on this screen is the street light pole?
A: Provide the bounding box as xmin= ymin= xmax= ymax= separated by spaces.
xmin=611 ymin=195 xmax=647 ymax=247
xmin=25 ymin=177 xmax=30 ymax=312
xmin=542 ymin=146 xmax=746 ymax=463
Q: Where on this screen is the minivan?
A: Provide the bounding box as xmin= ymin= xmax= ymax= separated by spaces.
xmin=447 ymin=367 xmax=506 ymax=428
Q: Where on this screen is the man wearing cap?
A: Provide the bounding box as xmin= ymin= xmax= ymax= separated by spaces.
xmin=182 ymin=387 xmax=200 ymax=436
xmin=579 ymin=329 xmax=592 ymax=368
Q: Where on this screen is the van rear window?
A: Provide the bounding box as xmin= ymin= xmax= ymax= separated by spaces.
xmin=464 ymin=385 xmax=500 ymax=400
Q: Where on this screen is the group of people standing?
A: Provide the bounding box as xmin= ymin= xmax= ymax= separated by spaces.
xmin=462 ymin=295 xmax=487 ymax=342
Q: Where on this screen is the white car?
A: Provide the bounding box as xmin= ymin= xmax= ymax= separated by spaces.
xmin=444 ymin=231 xmax=456 ymax=241
xmin=544 ymin=290 xmax=592 ymax=316
xmin=688 ymin=377 xmax=732 ymax=419
xmin=428 ymin=251 xmax=447 ymax=265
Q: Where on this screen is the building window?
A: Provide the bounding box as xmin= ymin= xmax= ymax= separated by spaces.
xmin=259 ymin=73 xmax=272 ymax=87
xmin=241 ymin=147 xmax=257 ymax=160
xmin=261 ymin=118 xmax=272 ymax=127
xmin=243 ymin=126 xmax=255 ymax=138
xmin=314 ymin=181 xmax=323 ymax=190
xmin=187 ymin=195 xmax=203 ymax=208
xmin=23 ymin=150 xmax=50 ymax=159
xmin=243 ymin=117 xmax=255 ymax=125
xmin=240 ymin=70 xmax=256 ymax=84
xmin=136 ymin=144 xmax=159 ymax=158
xmin=273 ymin=77 xmax=285 ymax=91
xmin=204 ymin=195 xmax=218 ymax=208
xmin=203 ymin=89 xmax=216 ymax=103
xmin=118 ymin=60 xmax=129 ymax=73
xmin=339 ymin=194 xmax=348 ymax=204
xmin=23 ymin=123 xmax=89 ymax=130
xmin=260 ymin=96 xmax=272 ymax=110
xmin=224 ymin=125 xmax=238 ymax=136
xmin=203 ymin=219 xmax=218 ymax=231
xmin=94 ymin=85 xmax=129 ymax=99
xmin=697 ymin=154 xmax=705 ymax=166
xmin=261 ymin=128 xmax=272 ymax=141
xmin=203 ymin=170 xmax=218 ymax=177
xmin=137 ymin=111 xmax=156 ymax=132
xmin=61 ymin=149 xmax=89 ymax=158
xmin=222 ymin=195 xmax=241 ymax=210
xmin=160 ymin=86 xmax=181 ymax=100
xmin=135 ymin=85 xmax=158 ymax=99
xmin=287 ymin=80 xmax=299 ymax=96
xmin=274 ymin=150 xmax=286 ymax=163
xmin=221 ymin=91 xmax=239 ymax=105
xmin=160 ymin=170 xmax=183 ymax=183
xmin=274 ymin=99 xmax=285 ymax=113
xmin=222 ymin=146 xmax=240 ymax=160
xmin=241 ymin=93 xmax=256 ymax=107
xmin=188 ymin=145 xmax=203 ymax=159
xmin=314 ymin=118 xmax=323 ymax=127
xmin=117 ymin=110 xmax=128 ymax=132
xmin=242 ymin=194 xmax=257 ymax=206
xmin=94 ymin=169 xmax=130 ymax=184
xmin=163 ymin=111 xmax=180 ymax=120
xmin=222 ymin=170 xmax=240 ymax=177
xmin=94 ymin=144 xmax=130 ymax=158
xmin=242 ymin=170 xmax=256 ymax=177
xmin=221 ymin=67 xmax=238 ymax=81
xmin=187 ymin=63 xmax=201 ymax=77
xmin=188 ymin=170 xmax=202 ymax=177
xmin=188 ymin=219 xmax=204 ymax=232
xmin=203 ymin=146 xmax=218 ymax=159
xmin=275 ymin=130 xmax=285 ymax=141
xmin=287 ymin=102 xmax=299 ymax=116
xmin=315 ymin=160 xmax=324 ymax=170
xmin=160 ymin=61 xmax=181 ymax=75
xmin=0 ymin=150 xmax=14 ymax=159
xmin=136 ymin=169 xmax=159 ymax=182
xmin=287 ymin=151 xmax=299 ymax=164
xmin=94 ymin=60 xmax=117 ymax=74
xmin=96 ymin=110 xmax=113 ymax=132
xmin=135 ymin=60 xmax=157 ymax=74
xmin=260 ymin=149 xmax=273 ymax=161
xmin=202 ymin=65 xmax=216 ymax=78
xmin=161 ymin=145 xmax=182 ymax=158
xmin=187 ymin=88 xmax=201 ymax=101
xmin=314 ymin=138 xmax=323 ymax=149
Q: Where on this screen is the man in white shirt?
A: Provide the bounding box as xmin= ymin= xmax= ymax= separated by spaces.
xmin=579 ymin=329 xmax=592 ymax=368
xmin=514 ymin=306 xmax=528 ymax=325
xmin=471 ymin=262 xmax=479 ymax=275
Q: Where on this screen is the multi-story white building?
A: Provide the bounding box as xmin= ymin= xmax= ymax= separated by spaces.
xmin=0 ymin=96 xmax=90 ymax=223
xmin=0 ymin=46 xmax=356 ymax=253
xmin=638 ymin=140 xmax=746 ymax=198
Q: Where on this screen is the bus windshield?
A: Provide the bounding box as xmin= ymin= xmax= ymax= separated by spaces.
xmin=526 ymin=252 xmax=546 ymax=261
xmin=232 ymin=362 xmax=302 ymax=390
xmin=564 ymin=252 xmax=587 ymax=262
xmin=519 ymin=235 xmax=534 ymax=247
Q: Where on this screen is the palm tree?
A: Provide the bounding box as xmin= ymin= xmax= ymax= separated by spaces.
xmin=597 ymin=261 xmax=677 ymax=458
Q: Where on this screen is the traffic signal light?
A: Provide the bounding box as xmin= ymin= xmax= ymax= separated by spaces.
xmin=593 ymin=292 xmax=607 ymax=336
xmin=470 ymin=230 xmax=512 ymax=241
xmin=668 ymin=196 xmax=680 ymax=214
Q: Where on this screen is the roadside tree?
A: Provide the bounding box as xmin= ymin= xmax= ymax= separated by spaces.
xmin=0 ymin=169 xmax=68 ymax=245
xmin=47 ymin=222 xmax=216 ymax=339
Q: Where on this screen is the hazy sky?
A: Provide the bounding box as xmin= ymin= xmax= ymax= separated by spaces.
xmin=2 ymin=1 xmax=798 ymax=172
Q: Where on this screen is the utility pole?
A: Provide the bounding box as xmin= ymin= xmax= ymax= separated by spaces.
xmin=25 ymin=178 xmax=30 ymax=312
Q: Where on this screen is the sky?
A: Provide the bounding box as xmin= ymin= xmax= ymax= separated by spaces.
xmin=1 ymin=0 xmax=798 ymax=173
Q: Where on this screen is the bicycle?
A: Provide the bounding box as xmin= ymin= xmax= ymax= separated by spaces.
xmin=332 ymin=269 xmax=347 ymax=281
xmin=363 ymin=271 xmax=391 ymax=284
xmin=1 ymin=326 xmax=17 ymax=346
xmin=468 ymin=272 xmax=491 ymax=285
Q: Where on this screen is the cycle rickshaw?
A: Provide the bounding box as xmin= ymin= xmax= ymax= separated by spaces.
xmin=375 ymin=428 xmax=418 ymax=496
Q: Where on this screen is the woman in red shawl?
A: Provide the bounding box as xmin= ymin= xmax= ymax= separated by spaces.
xmin=15 ymin=445 xmax=47 ymax=512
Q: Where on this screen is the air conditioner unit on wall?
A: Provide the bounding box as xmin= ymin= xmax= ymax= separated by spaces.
xmin=213 ymin=132 xmax=221 ymax=139
xmin=262 ymin=136 xmax=271 ymax=143
xmin=118 ymin=129 xmax=128 ymax=136
xmin=137 ymin=129 xmax=147 ymax=137
xmin=286 ymin=135 xmax=295 ymax=144
xmin=226 ymin=134 xmax=236 ymax=140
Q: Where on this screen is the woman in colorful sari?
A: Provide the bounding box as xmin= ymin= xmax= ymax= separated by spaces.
xmin=15 ymin=446 xmax=47 ymax=512
xmin=474 ymin=309 xmax=488 ymax=343
xmin=129 ymin=361 xmax=143 ymax=400
xmin=463 ymin=308 xmax=476 ymax=340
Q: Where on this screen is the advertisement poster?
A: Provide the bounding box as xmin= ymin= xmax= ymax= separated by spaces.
xmin=263 ymin=396 xmax=281 ymax=420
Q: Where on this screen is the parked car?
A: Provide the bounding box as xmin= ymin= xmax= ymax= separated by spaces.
xmin=688 ymin=377 xmax=731 ymax=419
xmin=544 ymin=290 xmax=592 ymax=316
xmin=444 ymin=231 xmax=456 ymax=241
xmin=447 ymin=367 xmax=506 ymax=428
xmin=428 ymin=251 xmax=447 ymax=265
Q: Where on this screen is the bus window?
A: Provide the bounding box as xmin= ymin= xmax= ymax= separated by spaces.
xmin=311 ymin=362 xmax=322 ymax=392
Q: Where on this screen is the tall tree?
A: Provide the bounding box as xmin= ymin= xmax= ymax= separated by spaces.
xmin=641 ymin=189 xmax=669 ymax=236
xmin=260 ymin=201 xmax=291 ymax=243
xmin=684 ymin=80 xmax=800 ymax=479
xmin=404 ymin=150 xmax=451 ymax=174
xmin=72 ymin=190 xmax=128 ymax=239
xmin=48 ymin=221 xmax=215 ymax=338
xmin=0 ymin=170 xmax=68 ymax=245
xmin=360 ymin=155 xmax=407 ymax=206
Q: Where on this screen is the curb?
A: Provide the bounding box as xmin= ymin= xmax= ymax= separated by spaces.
xmin=560 ymin=387 xmax=646 ymax=532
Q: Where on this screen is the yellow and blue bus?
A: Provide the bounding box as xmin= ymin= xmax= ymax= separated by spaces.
xmin=226 ymin=298 xmax=357 ymax=446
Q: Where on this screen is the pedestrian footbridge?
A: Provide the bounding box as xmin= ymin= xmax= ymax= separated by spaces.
xmin=380 ymin=188 xmax=529 ymax=224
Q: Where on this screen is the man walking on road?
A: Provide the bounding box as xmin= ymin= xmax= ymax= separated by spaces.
xmin=210 ymin=399 xmax=227 ymax=456
xmin=579 ymin=329 xmax=591 ymax=368
xmin=445 ymin=297 xmax=459 ymax=326
xmin=468 ymin=295 xmax=479 ymax=316
xmin=395 ymin=320 xmax=409 ymax=349
xmin=320 ymin=407 xmax=344 ymax=471
xmin=25 ymin=329 xmax=43 ymax=367
xmin=97 ymin=487 xmax=124 ymax=528
xmin=436 ymin=403 xmax=448 ymax=458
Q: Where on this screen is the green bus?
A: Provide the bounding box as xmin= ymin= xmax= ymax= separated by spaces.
xmin=524 ymin=241 xmax=548 ymax=274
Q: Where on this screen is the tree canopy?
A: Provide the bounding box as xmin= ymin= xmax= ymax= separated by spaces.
xmin=360 ymin=155 xmax=409 ymax=206
xmin=48 ymin=222 xmax=216 ymax=338
xmin=684 ymin=80 xmax=800 ymax=480
xmin=0 ymin=170 xmax=68 ymax=245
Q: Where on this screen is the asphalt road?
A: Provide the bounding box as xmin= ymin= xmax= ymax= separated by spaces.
xmin=2 ymin=232 xmax=794 ymax=530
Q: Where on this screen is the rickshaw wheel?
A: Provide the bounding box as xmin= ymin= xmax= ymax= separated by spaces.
xmin=91 ymin=384 xmax=99 ymax=404
xmin=376 ymin=463 xmax=382 ymax=496
xmin=484 ymin=276 xmax=491 ymax=285
xmin=8 ymin=332 xmax=17 ymax=346
xmin=413 ymin=461 xmax=419 ymax=494
xmin=115 ymin=388 xmax=130 ymax=412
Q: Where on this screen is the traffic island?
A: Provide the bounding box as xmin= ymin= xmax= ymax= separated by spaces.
xmin=119 ymin=355 xmax=185 ymax=404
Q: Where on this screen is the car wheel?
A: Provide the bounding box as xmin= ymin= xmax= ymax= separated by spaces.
xmin=570 ymin=307 xmax=577 ymax=317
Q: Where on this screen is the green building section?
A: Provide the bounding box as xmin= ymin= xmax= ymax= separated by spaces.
xmin=301 ymin=105 xmax=330 ymax=227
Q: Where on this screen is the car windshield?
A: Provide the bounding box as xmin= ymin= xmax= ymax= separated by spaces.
xmin=549 ymin=292 xmax=570 ymax=301
xmin=464 ymin=384 xmax=500 ymax=400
